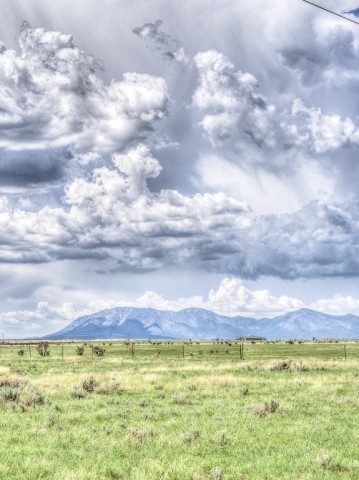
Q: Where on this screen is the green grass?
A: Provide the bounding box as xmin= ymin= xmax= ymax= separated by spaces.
xmin=0 ymin=341 xmax=359 ymax=479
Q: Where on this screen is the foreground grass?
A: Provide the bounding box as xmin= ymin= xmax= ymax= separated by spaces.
xmin=0 ymin=344 xmax=359 ymax=479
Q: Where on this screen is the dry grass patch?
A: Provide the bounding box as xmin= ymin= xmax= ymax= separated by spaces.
xmin=0 ymin=366 xmax=11 ymax=376
xmin=195 ymin=374 xmax=240 ymax=388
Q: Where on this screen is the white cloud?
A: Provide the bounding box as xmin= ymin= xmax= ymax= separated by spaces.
xmin=93 ymin=277 xmax=305 ymax=317
xmin=310 ymin=295 xmax=359 ymax=316
xmin=0 ymin=145 xmax=250 ymax=267
xmin=193 ymin=50 xmax=278 ymax=151
xmin=193 ymin=49 xmax=359 ymax=163
xmin=0 ymin=23 xmax=168 ymax=154
xmin=289 ymin=99 xmax=359 ymax=154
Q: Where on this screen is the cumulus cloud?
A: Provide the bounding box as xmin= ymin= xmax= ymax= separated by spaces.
xmin=193 ymin=50 xmax=278 ymax=151
xmin=0 ymin=301 xmax=79 ymax=333
xmin=310 ymin=294 xmax=359 ymax=315
xmin=279 ymin=13 xmax=359 ymax=87
xmin=0 ymin=145 xmax=249 ymax=267
xmin=288 ymin=99 xmax=359 ymax=154
xmin=133 ymin=19 xmax=189 ymax=65
xmin=95 ymin=277 xmax=304 ymax=317
xmin=192 ymin=49 xmax=359 ymax=166
xmin=0 ymin=23 xmax=168 ymax=183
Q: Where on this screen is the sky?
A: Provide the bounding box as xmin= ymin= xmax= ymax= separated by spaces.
xmin=2 ymin=0 xmax=359 ymax=336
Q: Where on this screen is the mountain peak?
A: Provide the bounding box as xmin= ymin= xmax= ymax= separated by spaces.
xmin=43 ymin=305 xmax=359 ymax=340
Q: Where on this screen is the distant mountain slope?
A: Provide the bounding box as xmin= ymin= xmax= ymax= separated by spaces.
xmin=262 ymin=308 xmax=359 ymax=339
xmin=43 ymin=307 xmax=359 ymax=340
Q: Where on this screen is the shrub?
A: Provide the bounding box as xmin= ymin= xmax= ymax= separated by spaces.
xmin=315 ymin=452 xmax=332 ymax=469
xmin=17 ymin=349 xmax=25 ymax=356
xmin=240 ymin=385 xmax=249 ymax=396
xmin=270 ymin=360 xmax=292 ymax=371
xmin=181 ymin=428 xmax=200 ymax=444
xmin=96 ymin=381 xmax=120 ymax=395
xmin=187 ymin=384 xmax=197 ymax=391
xmin=213 ymin=431 xmax=227 ymax=445
xmin=20 ymin=385 xmax=45 ymax=407
xmin=154 ymin=384 xmax=164 ymax=391
xmin=70 ymin=387 xmax=86 ymax=400
xmin=82 ymin=376 xmax=98 ymax=393
xmin=249 ymin=399 xmax=279 ymax=417
xmin=0 ymin=375 xmax=47 ymax=408
xmin=91 ymin=345 xmax=106 ymax=356
xmin=127 ymin=427 xmax=152 ymax=444
xmin=0 ymin=375 xmax=27 ymax=389
xmin=76 ymin=346 xmax=85 ymax=356
xmin=209 ymin=467 xmax=223 ymax=480
xmin=172 ymin=393 xmax=189 ymax=405
xmin=0 ymin=386 xmax=19 ymax=402
xmin=36 ymin=342 xmax=50 ymax=357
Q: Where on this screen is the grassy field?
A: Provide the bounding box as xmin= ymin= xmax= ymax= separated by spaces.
xmin=0 ymin=340 xmax=359 ymax=479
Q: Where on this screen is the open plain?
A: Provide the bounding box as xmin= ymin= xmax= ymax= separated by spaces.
xmin=0 ymin=340 xmax=358 ymax=480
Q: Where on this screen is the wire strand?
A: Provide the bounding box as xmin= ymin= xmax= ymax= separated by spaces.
xmin=302 ymin=0 xmax=359 ymax=26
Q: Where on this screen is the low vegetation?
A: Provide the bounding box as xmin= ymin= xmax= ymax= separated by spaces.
xmin=0 ymin=340 xmax=358 ymax=479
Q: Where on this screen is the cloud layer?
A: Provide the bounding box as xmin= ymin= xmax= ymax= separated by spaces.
xmin=1 ymin=142 xmax=359 ymax=281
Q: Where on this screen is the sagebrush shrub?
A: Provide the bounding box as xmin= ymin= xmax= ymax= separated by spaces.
xmin=0 ymin=386 xmax=19 ymax=402
xmin=21 ymin=385 xmax=45 ymax=407
xmin=82 ymin=377 xmax=98 ymax=393
xmin=181 ymin=428 xmax=200 ymax=444
xmin=127 ymin=427 xmax=152 ymax=444
xmin=209 ymin=467 xmax=223 ymax=480
xmin=249 ymin=399 xmax=279 ymax=417
xmin=172 ymin=393 xmax=189 ymax=405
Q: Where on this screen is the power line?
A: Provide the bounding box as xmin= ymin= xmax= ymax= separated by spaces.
xmin=302 ymin=0 xmax=359 ymax=26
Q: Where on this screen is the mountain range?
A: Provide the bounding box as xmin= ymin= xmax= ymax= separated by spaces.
xmin=43 ymin=307 xmax=359 ymax=340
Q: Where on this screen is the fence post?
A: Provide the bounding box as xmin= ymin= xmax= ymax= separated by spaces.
xmin=344 ymin=344 xmax=347 ymax=360
xmin=239 ymin=343 xmax=244 ymax=360
xmin=182 ymin=344 xmax=185 ymax=358
xmin=61 ymin=345 xmax=64 ymax=359
xmin=28 ymin=344 xmax=32 ymax=358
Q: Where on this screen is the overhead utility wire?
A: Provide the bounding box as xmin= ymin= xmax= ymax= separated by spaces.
xmin=302 ymin=0 xmax=359 ymax=26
